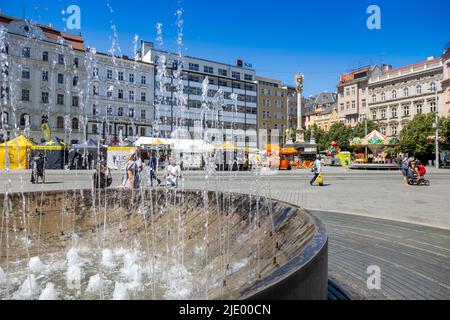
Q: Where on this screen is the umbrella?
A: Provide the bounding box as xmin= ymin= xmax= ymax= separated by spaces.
xmin=280 ymin=148 xmax=299 ymax=155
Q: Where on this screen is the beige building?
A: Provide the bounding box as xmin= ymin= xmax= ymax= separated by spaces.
xmin=368 ymin=56 xmax=444 ymax=136
xmin=257 ymin=76 xmax=288 ymax=142
xmin=337 ymin=66 xmax=381 ymax=127
xmin=304 ymin=92 xmax=338 ymax=131
xmin=442 ymin=44 xmax=450 ymax=115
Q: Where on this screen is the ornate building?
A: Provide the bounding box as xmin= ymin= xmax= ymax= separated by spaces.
xmin=304 ymin=92 xmax=338 ymax=131
xmin=368 ymin=57 xmax=444 ymax=136
xmin=441 ymin=43 xmax=450 ymax=116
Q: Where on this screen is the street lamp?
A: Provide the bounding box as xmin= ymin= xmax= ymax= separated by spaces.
xmin=430 ymin=85 xmax=439 ymax=169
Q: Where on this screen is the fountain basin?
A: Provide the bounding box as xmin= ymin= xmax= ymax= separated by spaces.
xmin=0 ymin=189 xmax=327 ymax=300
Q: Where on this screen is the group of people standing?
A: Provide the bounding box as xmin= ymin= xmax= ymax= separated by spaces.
xmin=112 ymin=151 xmax=181 ymax=190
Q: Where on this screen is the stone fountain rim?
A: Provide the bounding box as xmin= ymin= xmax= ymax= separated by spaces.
xmin=1 ymin=188 xmax=328 ymax=300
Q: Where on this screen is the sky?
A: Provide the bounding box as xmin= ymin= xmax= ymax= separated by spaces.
xmin=1 ymin=0 xmax=449 ymax=96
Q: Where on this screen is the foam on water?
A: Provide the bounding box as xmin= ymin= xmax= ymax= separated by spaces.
xmin=29 ymin=257 xmax=47 ymax=275
xmin=101 ymin=249 xmax=115 ymax=268
xmin=112 ymin=282 xmax=129 ymax=300
xmin=13 ymin=275 xmax=40 ymax=299
xmin=39 ymin=282 xmax=58 ymax=300
xmin=0 ymin=267 xmax=6 ymax=285
xmin=86 ymin=274 xmax=102 ymax=293
xmin=66 ymin=265 xmax=82 ymax=290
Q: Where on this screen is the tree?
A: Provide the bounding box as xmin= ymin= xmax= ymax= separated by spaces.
xmin=353 ymin=120 xmax=379 ymax=139
xmin=327 ymin=122 xmax=353 ymax=151
xmin=399 ymin=113 xmax=435 ymax=159
xmin=440 ymin=116 xmax=450 ymax=151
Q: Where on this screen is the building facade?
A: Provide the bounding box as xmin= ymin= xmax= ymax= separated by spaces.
xmin=87 ymin=51 xmax=154 ymax=144
xmin=138 ymin=41 xmax=258 ymax=148
xmin=0 ymin=14 xmax=87 ymax=143
xmin=368 ymin=57 xmax=444 ymax=136
xmin=441 ymin=44 xmax=450 ymax=115
xmin=257 ymin=76 xmax=287 ymax=142
xmin=337 ymin=66 xmax=381 ymax=127
xmin=304 ymin=92 xmax=338 ymax=131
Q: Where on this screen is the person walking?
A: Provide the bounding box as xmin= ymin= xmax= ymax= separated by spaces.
xmin=401 ymin=157 xmax=410 ymax=184
xmin=148 ymin=151 xmax=161 ymax=187
xmin=31 ymin=153 xmax=46 ymax=184
xmin=310 ymin=156 xmax=323 ymax=186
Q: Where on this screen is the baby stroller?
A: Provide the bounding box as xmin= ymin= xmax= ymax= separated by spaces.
xmin=408 ymin=163 xmax=430 ymax=186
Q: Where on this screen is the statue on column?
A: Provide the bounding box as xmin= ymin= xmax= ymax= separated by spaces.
xmin=295 ymin=73 xmax=305 ymax=143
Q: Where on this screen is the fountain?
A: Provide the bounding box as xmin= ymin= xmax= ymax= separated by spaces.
xmin=0 ymin=1 xmax=328 ymax=300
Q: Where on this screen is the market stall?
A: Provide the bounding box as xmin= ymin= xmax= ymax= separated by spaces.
xmin=0 ymin=135 xmax=34 ymax=170
xmin=31 ymin=137 xmax=68 ymax=169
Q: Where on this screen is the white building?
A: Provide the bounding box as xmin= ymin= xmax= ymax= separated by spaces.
xmin=368 ymin=56 xmax=444 ymax=136
xmin=137 ymin=41 xmax=258 ymax=148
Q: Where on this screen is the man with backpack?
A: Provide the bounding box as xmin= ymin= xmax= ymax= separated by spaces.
xmin=310 ymin=156 xmax=323 ymax=186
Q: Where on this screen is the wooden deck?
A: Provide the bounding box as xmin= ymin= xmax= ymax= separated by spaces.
xmin=313 ymin=210 xmax=450 ymax=300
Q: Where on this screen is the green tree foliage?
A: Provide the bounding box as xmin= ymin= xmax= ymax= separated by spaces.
xmin=353 ymin=120 xmax=379 ymax=139
xmin=327 ymin=122 xmax=353 ymax=151
xmin=439 ymin=116 xmax=450 ymax=151
xmin=399 ymin=113 xmax=435 ymax=156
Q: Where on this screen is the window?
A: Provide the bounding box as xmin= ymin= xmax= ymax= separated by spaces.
xmin=372 ymin=94 xmax=377 ymax=103
xmin=381 ymin=109 xmax=386 ymax=119
xmin=140 ymin=128 xmax=146 ymax=136
xmin=392 ymin=126 xmax=397 ymax=135
xmin=381 ymin=127 xmax=386 ymax=135
xmin=362 ymin=99 xmax=366 ymax=108
xmin=416 ymin=85 xmax=422 ymax=95
xmin=351 ymin=101 xmax=356 ymax=109
xmin=58 ymin=74 xmax=64 ymax=84
xmin=141 ymin=75 xmax=146 ymax=84
xmin=41 ymin=92 xmax=49 ymax=103
xmin=381 ymin=92 xmax=386 ymax=101
xmin=72 ymin=96 xmax=79 ymax=107
xmin=351 ymin=87 xmax=355 ymax=96
xmin=107 ymin=87 xmax=113 ymax=98
xmin=141 ymin=109 xmax=146 ymax=119
xmin=93 ymin=85 xmax=98 ymax=96
xmin=232 ymin=71 xmax=240 ymax=80
xmin=118 ymin=72 xmax=124 ymax=81
xmin=42 ymin=71 xmax=49 ymax=82
xmin=232 ymin=82 xmax=241 ymax=89
xmin=430 ymin=101 xmax=436 ymax=112
xmin=118 ymin=89 xmax=124 ymax=99
xmin=129 ymin=73 xmax=134 ymax=83
xmin=22 ymin=47 xmax=31 ymax=58
xmin=57 ymin=116 xmax=64 ymax=129
xmin=346 ymin=88 xmax=350 ymax=96
xmin=107 ymin=70 xmax=113 ymax=79
xmin=204 ymin=66 xmax=213 ymax=74
xmin=58 ymin=54 xmax=64 ymax=65
xmin=72 ymin=118 xmax=79 ymax=130
xmin=416 ymin=104 xmax=423 ymax=114
xmin=372 ymin=109 xmax=377 ymax=120
xmin=188 ymin=75 xmax=200 ymax=82
xmin=57 ymin=94 xmax=64 ymax=105
xmin=346 ymin=102 xmax=350 ymax=110
xmin=118 ymin=107 xmax=124 ymax=116
xmin=129 ymin=108 xmax=135 ymax=118
xmin=22 ymin=68 xmax=30 ymax=79
xmin=73 ymin=58 xmax=79 ymax=68
xmin=244 ymin=74 xmax=253 ymax=81
xmin=189 ymin=63 xmax=199 ymax=71
xmin=107 ymin=106 xmax=113 ymax=116
xmin=403 ymin=88 xmax=409 ymax=97
xmin=21 ymin=89 xmax=30 ymax=101
xmin=430 ymin=82 xmax=436 ymax=92
xmin=141 ymin=92 xmax=146 ymax=102
xmin=129 ymin=127 xmax=134 ymax=137
xmin=92 ymin=67 xmax=99 ymax=78
xmin=403 ymin=105 xmax=410 ymax=116
xmin=392 ymin=90 xmax=397 ymax=99
xmin=20 ymin=114 xmax=30 ymax=127
xmin=218 ymin=69 xmax=227 ymax=77
xmin=43 ymin=51 xmax=48 ymax=62
xmin=93 ymin=105 xmax=98 ymax=115
xmin=73 ymin=76 xmax=79 ymax=86
xmin=92 ymin=124 xmax=98 ymax=134
xmin=129 ymin=90 xmax=134 ymax=101
xmin=391 ymin=107 xmax=397 ymax=118
xmin=340 ymin=103 xmax=344 ymax=111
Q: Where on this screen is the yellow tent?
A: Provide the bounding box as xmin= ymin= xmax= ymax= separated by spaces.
xmin=0 ymin=135 xmax=34 ymax=169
